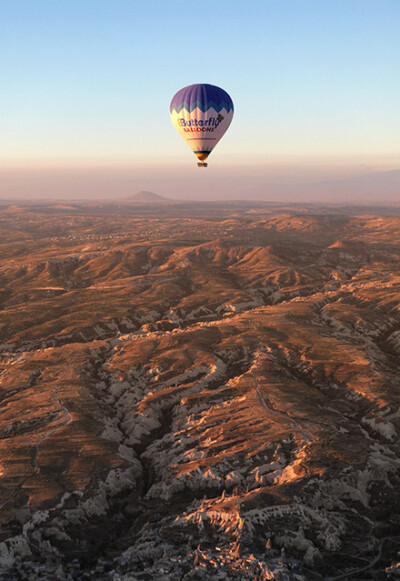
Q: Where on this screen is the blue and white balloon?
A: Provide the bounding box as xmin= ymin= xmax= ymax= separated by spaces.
xmin=170 ymin=83 xmax=234 ymax=165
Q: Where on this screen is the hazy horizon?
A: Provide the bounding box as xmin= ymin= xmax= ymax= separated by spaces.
xmin=0 ymin=157 xmax=399 ymax=204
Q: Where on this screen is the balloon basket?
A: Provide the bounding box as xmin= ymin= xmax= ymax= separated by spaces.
xmin=197 ymin=162 xmax=208 ymax=167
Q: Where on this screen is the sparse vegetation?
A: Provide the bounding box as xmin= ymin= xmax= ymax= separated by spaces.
xmin=0 ymin=201 xmax=399 ymax=579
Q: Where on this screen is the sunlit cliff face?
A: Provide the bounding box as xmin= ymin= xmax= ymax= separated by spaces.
xmin=0 ymin=202 xmax=399 ymax=579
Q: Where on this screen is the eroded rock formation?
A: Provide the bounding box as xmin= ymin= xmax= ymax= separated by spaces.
xmin=0 ymin=201 xmax=399 ymax=579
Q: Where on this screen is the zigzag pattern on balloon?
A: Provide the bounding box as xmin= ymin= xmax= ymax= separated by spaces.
xmin=170 ymin=100 xmax=233 ymax=114
xmin=170 ymin=84 xmax=234 ymax=164
xmin=170 ymin=84 xmax=234 ymax=115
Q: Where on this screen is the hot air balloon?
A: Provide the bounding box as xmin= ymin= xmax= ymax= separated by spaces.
xmin=170 ymin=83 xmax=234 ymax=167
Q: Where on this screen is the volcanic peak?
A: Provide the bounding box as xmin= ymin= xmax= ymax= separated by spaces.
xmin=122 ymin=191 xmax=170 ymax=203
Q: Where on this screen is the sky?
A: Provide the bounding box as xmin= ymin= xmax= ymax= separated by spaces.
xmin=0 ymin=0 xmax=399 ymax=201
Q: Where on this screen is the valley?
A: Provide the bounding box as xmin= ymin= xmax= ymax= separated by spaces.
xmin=0 ymin=200 xmax=399 ymax=580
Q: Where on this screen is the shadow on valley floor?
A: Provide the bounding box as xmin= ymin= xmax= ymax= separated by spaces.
xmin=0 ymin=202 xmax=399 ymax=579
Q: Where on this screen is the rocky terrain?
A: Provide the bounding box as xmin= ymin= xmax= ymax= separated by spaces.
xmin=0 ymin=200 xmax=399 ymax=580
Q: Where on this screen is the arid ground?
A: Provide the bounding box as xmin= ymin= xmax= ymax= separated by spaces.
xmin=0 ymin=200 xmax=399 ymax=580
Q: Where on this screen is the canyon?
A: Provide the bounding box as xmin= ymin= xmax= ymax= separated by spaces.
xmin=0 ymin=200 xmax=399 ymax=579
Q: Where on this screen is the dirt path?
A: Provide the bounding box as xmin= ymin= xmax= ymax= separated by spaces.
xmin=0 ymin=361 xmax=74 ymax=511
xmin=324 ymin=536 xmax=391 ymax=580
xmin=32 ymin=362 xmax=73 ymax=472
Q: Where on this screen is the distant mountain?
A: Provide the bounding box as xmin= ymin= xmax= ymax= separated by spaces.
xmin=120 ymin=191 xmax=171 ymax=203
xmin=302 ymin=169 xmax=400 ymax=203
xmin=241 ymin=169 xmax=400 ymax=204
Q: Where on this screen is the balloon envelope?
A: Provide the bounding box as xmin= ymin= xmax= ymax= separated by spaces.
xmin=170 ymin=84 xmax=234 ymax=163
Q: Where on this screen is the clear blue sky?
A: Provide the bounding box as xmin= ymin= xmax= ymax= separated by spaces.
xmin=0 ymin=0 xmax=399 ymax=199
